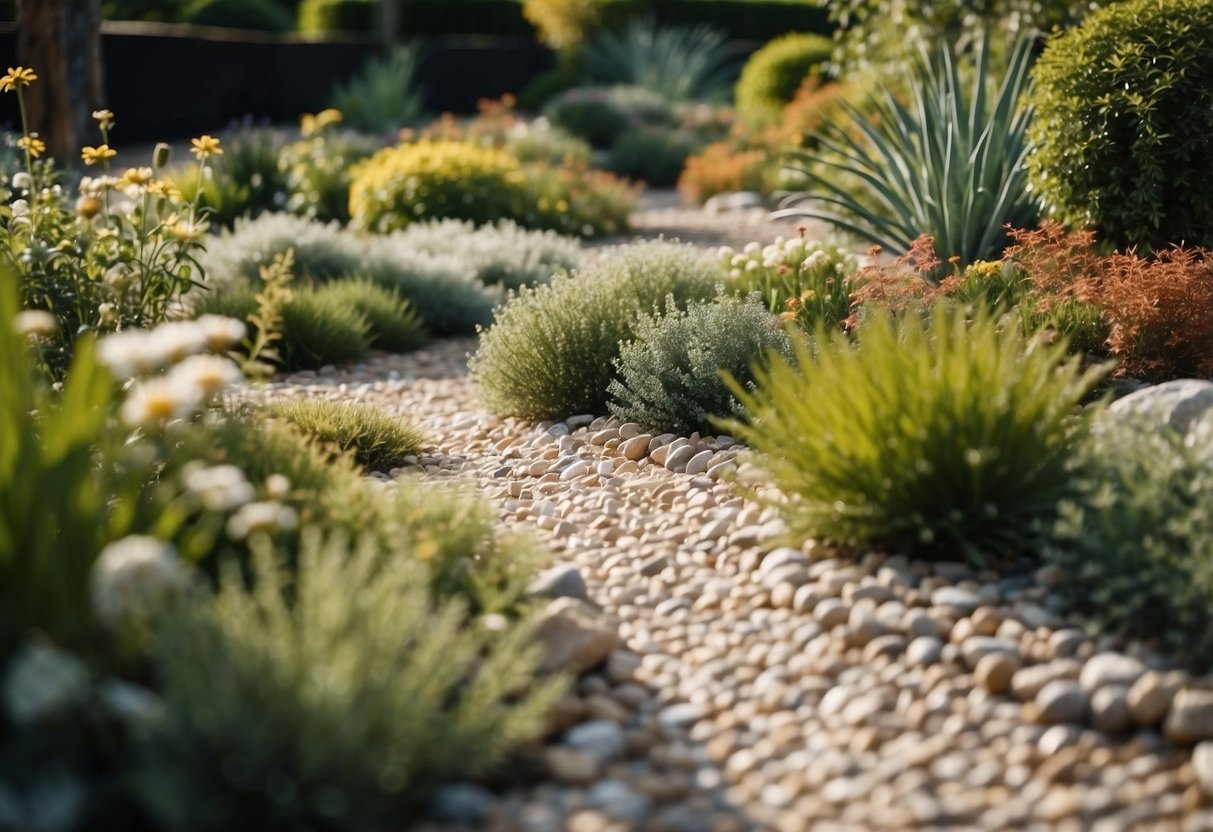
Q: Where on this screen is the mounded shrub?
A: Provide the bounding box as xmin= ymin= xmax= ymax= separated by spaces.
xmin=349 ymin=141 xmax=528 ymax=233
xmin=387 ymin=219 xmax=582 ymax=290
xmin=142 ymin=528 xmax=565 ymax=831
xmin=725 ymin=306 xmax=1107 ymax=560
xmin=363 ymin=240 xmax=502 ymax=335
xmin=181 ymin=0 xmax=294 ymax=30
xmin=311 ymin=279 xmax=427 ymax=353
xmin=734 ymin=32 xmax=833 ymax=122
xmin=280 ymin=131 xmax=378 ymax=224
xmin=542 ymin=85 xmax=674 ymax=149
xmin=269 ymin=399 xmax=424 ymax=471
xmin=280 ymin=288 xmax=373 ymax=369
xmin=607 ymin=125 xmax=699 ymax=188
xmin=297 ymin=0 xmax=372 ymax=31
xmin=608 ymin=296 xmax=790 ymax=435
xmin=1045 ymin=413 xmax=1213 ymax=671
xmin=198 ymin=213 xmax=360 ymax=290
xmin=1027 ymin=0 xmax=1213 ymax=249
xmin=470 ymin=240 xmax=718 ymax=420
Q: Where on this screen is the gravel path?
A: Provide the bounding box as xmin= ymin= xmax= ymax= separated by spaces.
xmin=261 ymin=198 xmax=1213 ymax=831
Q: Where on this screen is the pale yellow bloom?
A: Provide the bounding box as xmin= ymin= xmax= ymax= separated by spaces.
xmin=81 ymin=144 xmax=117 ymax=166
xmin=120 ymin=167 xmax=154 ymax=189
xmin=190 ymin=134 xmax=223 ymax=160
xmin=16 ymin=135 xmax=44 ymax=158
xmin=0 ymin=66 xmax=37 ymax=93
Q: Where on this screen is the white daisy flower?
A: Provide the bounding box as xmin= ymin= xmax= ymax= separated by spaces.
xmin=90 ymin=535 xmax=189 ymax=629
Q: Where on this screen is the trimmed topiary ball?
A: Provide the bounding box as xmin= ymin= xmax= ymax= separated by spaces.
xmin=1027 ymin=0 xmax=1213 ymax=249
xmin=470 ymin=240 xmax=718 ymax=420
xmin=608 ymin=296 xmax=790 ymax=436
xmin=734 ymin=32 xmax=834 ymax=123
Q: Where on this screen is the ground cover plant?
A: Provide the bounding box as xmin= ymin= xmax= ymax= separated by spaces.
xmin=608 ymin=295 xmax=790 ymax=435
xmin=471 ymin=240 xmax=718 ymax=419
xmin=1046 ymin=414 xmax=1213 ymax=672
xmin=1026 ymin=0 xmax=1213 ymax=250
xmin=725 ymin=305 xmax=1107 ymax=560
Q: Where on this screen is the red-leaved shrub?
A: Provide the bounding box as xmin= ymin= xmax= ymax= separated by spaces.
xmin=1007 ymin=224 xmax=1213 ymax=381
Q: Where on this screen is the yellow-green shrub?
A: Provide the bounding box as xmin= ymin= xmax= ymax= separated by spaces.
xmin=349 ymin=140 xmax=528 ymax=234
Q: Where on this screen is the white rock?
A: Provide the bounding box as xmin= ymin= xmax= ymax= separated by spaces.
xmin=565 ymin=719 xmax=626 ymax=762
xmin=527 ymin=564 xmax=589 ymax=600
xmin=1165 ymin=688 xmax=1213 ymax=744
xmin=1035 ymin=679 xmax=1090 ymax=725
xmin=1193 ymin=742 xmax=1213 ymax=797
xmin=684 ymin=449 xmax=715 ymax=476
xmin=1108 ymin=379 xmax=1213 ymax=435
xmin=534 ymin=598 xmax=622 ymax=674
xmin=1079 ymin=653 xmax=1146 ymax=693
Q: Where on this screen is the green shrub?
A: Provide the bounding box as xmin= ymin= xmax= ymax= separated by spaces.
xmin=364 ymin=241 xmax=502 ymax=335
xmin=779 ymin=37 xmax=1037 ymax=266
xmin=506 ymin=123 xmax=592 ymax=168
xmin=298 ymin=0 xmax=373 ymax=31
xmin=542 ymin=85 xmax=674 ymax=148
xmin=724 ymin=306 xmax=1106 ymax=560
xmin=470 ymin=240 xmax=717 ymax=419
xmin=518 ymin=66 xmax=584 ymax=113
xmin=609 ymin=296 xmax=789 ymax=435
xmin=607 ymin=125 xmax=699 ymax=187
xmin=188 ymin=285 xmax=259 ymax=328
xmin=384 ymin=479 xmax=544 ymax=614
xmin=1026 ymin=0 xmax=1213 ymax=250
xmin=349 ymin=140 xmax=529 ymax=233
xmin=198 ymin=213 xmax=360 ymax=290
xmin=387 ymin=218 xmax=582 ymax=290
xmin=280 ymin=130 xmax=378 ymax=224
xmin=349 ymin=139 xmax=635 ymax=238
xmin=181 ymin=0 xmax=295 ymax=30
xmin=734 ymin=32 xmax=834 ymax=122
xmin=329 ymin=45 xmax=428 ymax=136
xmin=312 ymin=279 xmax=427 ymax=353
xmin=280 ymin=289 xmax=372 ymax=370
xmin=582 ymin=18 xmax=738 ymax=103
xmin=140 ymin=529 xmax=565 ymax=831
xmin=1046 ymin=415 xmax=1213 ymax=671
xmin=269 ymin=399 xmax=424 ymax=471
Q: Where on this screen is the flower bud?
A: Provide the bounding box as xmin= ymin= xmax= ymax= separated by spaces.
xmin=76 ymin=194 xmax=102 ymax=219
xmin=152 ymin=142 xmax=171 ymax=170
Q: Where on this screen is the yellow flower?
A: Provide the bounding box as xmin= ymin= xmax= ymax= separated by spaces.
xmin=120 ymin=167 xmax=154 ymax=188
xmin=190 ymin=135 xmax=223 ymax=160
xmin=92 ymin=109 xmax=115 ymax=128
xmin=147 ymin=179 xmax=181 ymax=200
xmin=16 ymin=135 xmax=44 ymax=158
xmin=0 ymin=66 xmax=37 ymax=93
xmin=315 ymin=108 xmax=342 ymax=130
xmin=81 ymin=144 xmax=117 ymax=166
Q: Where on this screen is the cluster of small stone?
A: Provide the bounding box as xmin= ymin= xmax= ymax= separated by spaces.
xmin=267 ymin=341 xmax=1213 ymax=832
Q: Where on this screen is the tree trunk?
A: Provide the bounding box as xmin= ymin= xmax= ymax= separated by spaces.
xmin=16 ymin=0 xmax=104 ymax=163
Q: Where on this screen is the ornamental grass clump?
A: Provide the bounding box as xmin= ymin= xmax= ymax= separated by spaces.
xmin=470 ymin=241 xmax=718 ymax=420
xmin=609 ymin=296 xmax=790 ymax=436
xmin=311 ymin=279 xmax=427 ymax=353
xmin=279 ymin=288 xmax=372 ymax=370
xmin=1045 ymin=415 xmax=1213 ymax=672
xmin=269 ymin=400 xmax=424 ymax=472
xmin=141 ymin=529 xmax=565 ymax=832
xmin=725 ymin=306 xmax=1106 ymax=560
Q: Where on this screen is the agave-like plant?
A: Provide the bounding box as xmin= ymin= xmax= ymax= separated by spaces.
xmin=582 ymin=17 xmax=738 ymax=103
xmin=776 ymin=36 xmax=1038 ymax=268
xmin=330 ymin=44 xmax=428 ymax=135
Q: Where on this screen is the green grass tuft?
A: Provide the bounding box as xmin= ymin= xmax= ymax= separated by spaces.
xmin=269 ymin=399 xmax=424 ymax=472
xmin=724 ymin=306 xmax=1107 ymax=560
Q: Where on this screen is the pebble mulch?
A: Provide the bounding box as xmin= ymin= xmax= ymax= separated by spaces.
xmin=259 ymin=198 xmax=1213 ymax=831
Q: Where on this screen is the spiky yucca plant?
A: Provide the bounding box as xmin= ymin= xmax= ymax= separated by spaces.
xmin=777 ymin=36 xmax=1037 ymax=267
xmin=582 ymin=18 xmax=738 ymax=103
xmin=724 ymin=306 xmax=1106 ymax=560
